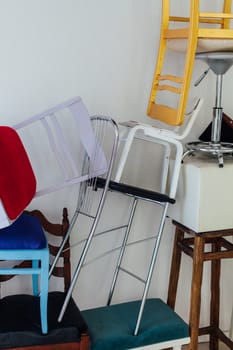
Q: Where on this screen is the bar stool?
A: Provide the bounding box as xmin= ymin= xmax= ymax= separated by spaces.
xmin=167 ymin=220 xmax=233 ymax=350
xmin=186 ymin=52 xmax=233 ymax=167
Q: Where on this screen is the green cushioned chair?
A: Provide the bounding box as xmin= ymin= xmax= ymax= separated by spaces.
xmin=82 ymin=298 xmax=190 ymax=350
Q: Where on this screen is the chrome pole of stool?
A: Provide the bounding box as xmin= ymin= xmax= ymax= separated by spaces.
xmin=186 ymin=52 xmax=233 ymax=167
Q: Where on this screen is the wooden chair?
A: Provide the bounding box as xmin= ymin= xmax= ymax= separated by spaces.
xmin=0 ymin=208 xmax=90 ymax=350
xmin=148 ymin=0 xmax=233 ymax=126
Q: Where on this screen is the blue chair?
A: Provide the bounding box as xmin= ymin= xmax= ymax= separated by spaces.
xmin=0 ymin=126 xmax=49 ymax=334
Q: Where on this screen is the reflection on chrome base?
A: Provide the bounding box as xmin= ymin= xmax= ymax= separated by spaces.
xmin=184 ymin=141 xmax=233 ymax=168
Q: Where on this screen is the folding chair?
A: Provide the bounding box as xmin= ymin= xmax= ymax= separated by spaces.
xmin=10 ymin=96 xmax=119 ymax=324
xmin=12 ymin=97 xmax=116 ymax=198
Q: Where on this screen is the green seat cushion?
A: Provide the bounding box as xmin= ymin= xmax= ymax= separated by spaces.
xmin=82 ymin=298 xmax=189 ymax=350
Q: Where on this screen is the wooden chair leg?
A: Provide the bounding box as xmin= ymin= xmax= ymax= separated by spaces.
xmin=188 ymin=236 xmax=205 ymax=350
xmin=80 ymin=333 xmax=90 ymax=350
xmin=167 ymin=226 xmax=185 ymax=309
xmin=210 ymin=240 xmax=221 ymax=350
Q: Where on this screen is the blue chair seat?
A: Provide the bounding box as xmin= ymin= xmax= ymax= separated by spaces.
xmin=82 ymin=298 xmax=189 ymax=350
xmin=0 ymin=213 xmax=47 ymax=249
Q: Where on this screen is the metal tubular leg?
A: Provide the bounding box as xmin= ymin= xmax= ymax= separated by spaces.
xmin=59 ymin=221 xmax=98 ymax=321
xmin=107 ymin=198 xmax=139 ymax=306
xmin=56 ymin=118 xmax=119 ymax=322
xmin=58 ymin=182 xmax=112 ymax=322
xmin=211 ymin=74 xmax=223 ymax=143
xmin=58 ymin=219 xmax=100 ymax=321
xmin=134 ymin=202 xmax=169 ymax=335
xmin=230 ymin=310 xmax=233 ymax=340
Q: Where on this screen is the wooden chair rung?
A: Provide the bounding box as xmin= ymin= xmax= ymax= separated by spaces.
xmin=158 ymin=75 xmax=184 ymax=83
xmin=164 ymin=28 xmax=189 ymax=39
xmin=157 ymin=84 xmax=181 ymax=94
xmin=149 ymin=103 xmax=180 ymax=125
xmin=200 ymin=12 xmax=233 ymax=19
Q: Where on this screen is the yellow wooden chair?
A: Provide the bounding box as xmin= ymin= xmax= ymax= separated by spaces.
xmin=148 ymin=0 xmax=233 ymax=126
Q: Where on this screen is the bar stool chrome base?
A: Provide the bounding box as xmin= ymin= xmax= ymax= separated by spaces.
xmin=185 ymin=141 xmax=233 ymax=167
xmin=185 ymin=51 xmax=233 ymax=167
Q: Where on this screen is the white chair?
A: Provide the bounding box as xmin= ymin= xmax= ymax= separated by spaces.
xmin=116 ymin=97 xmax=203 ymax=197
xmin=57 ymin=98 xmax=203 ymax=350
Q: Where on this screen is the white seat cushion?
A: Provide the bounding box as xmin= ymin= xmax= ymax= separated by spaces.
xmin=167 ymin=38 xmax=233 ymax=53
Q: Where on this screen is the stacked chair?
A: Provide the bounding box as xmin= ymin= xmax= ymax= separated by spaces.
xmin=147 ymin=0 xmax=233 ymax=348
xmin=36 ymin=2 xmax=222 ymax=350
xmin=3 ymin=2 xmax=233 ymax=348
xmin=49 ymin=1 xmax=233 ymax=348
xmin=47 ymin=82 xmax=203 ymax=350
xmin=0 ymin=88 xmax=201 ymax=350
xmin=3 ymin=92 xmax=201 ymax=349
xmin=150 ymin=0 xmax=233 ymax=166
xmin=148 ymin=0 xmax=233 ymax=126
xmin=0 ymin=96 xmax=118 ymax=349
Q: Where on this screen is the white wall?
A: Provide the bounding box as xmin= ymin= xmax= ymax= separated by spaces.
xmin=0 ymin=0 xmax=160 ymax=123
xmin=0 ymin=0 xmax=233 ymax=333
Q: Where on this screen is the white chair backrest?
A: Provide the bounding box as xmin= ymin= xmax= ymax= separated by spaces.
xmin=115 ymin=98 xmax=203 ymax=199
xmin=0 ymin=97 xmax=112 ymax=229
xmin=13 ymin=97 xmax=108 ymax=197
